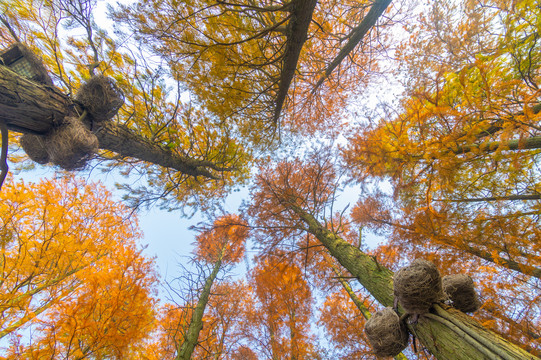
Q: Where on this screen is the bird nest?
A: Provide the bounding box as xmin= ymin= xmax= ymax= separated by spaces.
xmin=20 ymin=116 xmax=98 ymax=170
xmin=364 ymin=307 xmax=409 ymax=357
xmin=76 ymin=75 xmax=124 ymax=122
xmin=0 ymin=43 xmax=54 ymax=85
xmin=443 ymin=274 xmax=481 ymax=313
xmin=393 ymin=259 xmax=445 ymax=314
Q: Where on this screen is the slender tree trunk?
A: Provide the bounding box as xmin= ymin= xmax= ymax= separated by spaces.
xmin=268 ymin=317 xmax=279 ymax=360
xmin=0 ymin=66 xmax=234 ymax=179
xmin=290 ymin=204 xmax=538 ymax=360
xmin=437 ymin=194 xmax=541 ymax=202
xmin=289 ymin=308 xmax=298 ymax=360
xmin=374 ymin=217 xmax=541 ymax=279
xmin=176 ymin=255 xmax=223 ymax=360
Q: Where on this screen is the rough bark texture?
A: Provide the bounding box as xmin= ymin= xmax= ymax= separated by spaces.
xmin=0 ymin=66 xmax=67 ymax=133
xmin=176 ymin=256 xmax=222 ymax=360
xmin=314 ymin=0 xmax=393 ymax=90
xmin=290 ymin=205 xmax=538 ymax=360
xmin=95 ymin=121 xmax=219 ymax=179
xmin=272 ymin=0 xmax=318 ymax=125
xmin=0 ymin=65 xmax=231 ymax=179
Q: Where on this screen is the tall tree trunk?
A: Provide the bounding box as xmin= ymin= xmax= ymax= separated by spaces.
xmin=176 ymin=255 xmax=223 ymax=360
xmin=289 ymin=308 xmax=298 ymax=360
xmin=374 ymin=217 xmax=541 ymax=279
xmin=0 ymin=66 xmax=234 ymax=179
xmin=290 ymin=204 xmax=538 ymax=360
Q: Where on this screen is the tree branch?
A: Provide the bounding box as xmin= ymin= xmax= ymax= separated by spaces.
xmin=313 ymin=0 xmax=393 ymax=91
xmin=453 ymin=136 xmax=541 ymax=154
xmin=435 ymin=194 xmax=541 ymax=202
xmin=272 ymin=0 xmax=318 ymax=126
xmin=0 ymin=66 xmax=236 ymax=180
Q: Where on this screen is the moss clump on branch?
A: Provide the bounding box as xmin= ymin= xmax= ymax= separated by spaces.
xmin=75 ymin=75 xmax=124 ymax=122
xmin=443 ymin=274 xmax=481 ymax=313
xmin=393 ymin=259 xmax=445 ymax=314
xmin=364 ymin=307 xmax=409 ymax=357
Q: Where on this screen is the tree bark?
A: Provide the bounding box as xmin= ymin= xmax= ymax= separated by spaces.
xmin=0 ymin=66 xmax=67 ymax=133
xmin=0 ymin=65 xmax=234 ymax=179
xmin=290 ymin=205 xmax=538 ymax=360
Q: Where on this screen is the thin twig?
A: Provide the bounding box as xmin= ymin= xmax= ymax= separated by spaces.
xmin=0 ymin=15 xmax=20 ymax=42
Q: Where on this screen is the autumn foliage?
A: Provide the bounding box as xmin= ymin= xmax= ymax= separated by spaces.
xmin=0 ymin=176 xmax=157 ymax=357
xmin=1 ymin=0 xmax=540 ymax=358
xmin=194 ymin=214 xmax=249 ymax=265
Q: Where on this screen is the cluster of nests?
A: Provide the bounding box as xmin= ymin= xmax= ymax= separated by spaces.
xmin=364 ymin=259 xmax=482 ymax=358
xmin=18 ymin=44 xmax=124 ymax=170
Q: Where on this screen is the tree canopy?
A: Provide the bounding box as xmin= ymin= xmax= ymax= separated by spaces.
xmin=0 ymin=0 xmax=540 ymax=358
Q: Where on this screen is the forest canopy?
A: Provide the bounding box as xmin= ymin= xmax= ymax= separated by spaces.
xmin=0 ymin=0 xmax=539 ymax=358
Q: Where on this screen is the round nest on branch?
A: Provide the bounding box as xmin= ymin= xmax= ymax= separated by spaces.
xmin=364 ymin=307 xmax=409 ymax=357
xmin=75 ymin=75 xmax=125 ymax=122
xmin=443 ymin=274 xmax=481 ymax=313
xmin=14 ymin=42 xmax=54 ymax=86
xmin=46 ymin=116 xmax=99 ymax=170
xmin=393 ymin=259 xmax=444 ymax=314
xmin=20 ymin=133 xmax=49 ymax=164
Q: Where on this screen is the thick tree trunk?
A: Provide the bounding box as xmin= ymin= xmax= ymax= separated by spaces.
xmin=176 ymin=256 xmax=223 ymax=360
xmin=290 ymin=205 xmax=538 ymax=360
xmin=0 ymin=66 xmax=232 ymax=179
xmin=0 ymin=66 xmax=67 ymax=133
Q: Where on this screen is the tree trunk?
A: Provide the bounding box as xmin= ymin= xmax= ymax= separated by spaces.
xmin=0 ymin=65 xmax=233 ymax=179
xmin=0 ymin=66 xmax=68 ymax=133
xmin=176 ymin=256 xmax=223 ymax=360
xmin=375 ymin=217 xmax=541 ymax=279
xmin=290 ymin=205 xmax=538 ymax=360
